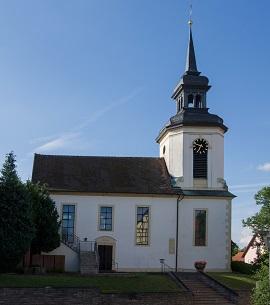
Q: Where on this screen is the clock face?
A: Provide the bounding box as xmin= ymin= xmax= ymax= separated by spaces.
xmin=193 ymin=139 xmax=208 ymax=154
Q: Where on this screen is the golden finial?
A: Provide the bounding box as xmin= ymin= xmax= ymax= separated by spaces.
xmin=188 ymin=4 xmax=193 ymax=25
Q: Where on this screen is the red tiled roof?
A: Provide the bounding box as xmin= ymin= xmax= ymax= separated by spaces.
xmin=232 ymin=252 xmax=244 ymax=261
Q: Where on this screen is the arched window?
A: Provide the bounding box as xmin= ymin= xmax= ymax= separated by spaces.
xmin=188 ymin=94 xmax=194 ymax=107
xmin=195 ymin=95 xmax=202 ymax=108
xmin=193 ymin=138 xmax=208 ymax=179
xmin=177 ymin=98 xmax=181 ymax=112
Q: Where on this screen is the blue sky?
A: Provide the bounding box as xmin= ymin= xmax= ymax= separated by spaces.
xmin=0 ymin=0 xmax=269 ymax=249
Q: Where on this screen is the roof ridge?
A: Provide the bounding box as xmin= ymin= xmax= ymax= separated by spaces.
xmin=35 ymin=154 xmax=162 ymax=160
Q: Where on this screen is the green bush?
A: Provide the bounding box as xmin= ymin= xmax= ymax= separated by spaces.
xmin=231 ymin=261 xmax=255 ymax=274
xmin=14 ymin=266 xmax=26 ymax=274
xmin=252 ymin=264 xmax=270 ymax=305
xmin=29 ymin=264 xmax=42 ymax=268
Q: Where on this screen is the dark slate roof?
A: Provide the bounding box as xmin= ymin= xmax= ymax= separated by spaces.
xmin=172 ymin=24 xmax=210 ymax=99
xmin=32 ymin=154 xmax=182 ymax=196
xmin=156 ymin=107 xmax=228 ymax=142
xmin=182 ymin=190 xmax=236 ymax=198
xmin=185 ymin=26 xmax=199 ymax=75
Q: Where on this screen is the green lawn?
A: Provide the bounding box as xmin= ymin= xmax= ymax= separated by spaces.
xmin=0 ymin=272 xmax=257 ymax=292
xmin=207 ymin=272 xmax=256 ymax=291
xmin=0 ymin=273 xmax=180 ymax=293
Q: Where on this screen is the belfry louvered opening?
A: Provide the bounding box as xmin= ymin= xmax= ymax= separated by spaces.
xmin=193 ymin=151 xmax=207 ymax=178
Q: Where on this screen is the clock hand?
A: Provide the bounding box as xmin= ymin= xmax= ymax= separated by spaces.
xmin=196 ymin=145 xmax=203 ymax=153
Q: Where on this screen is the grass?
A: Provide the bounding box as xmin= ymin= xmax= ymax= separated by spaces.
xmin=207 ymin=272 xmax=256 ymax=291
xmin=0 ymin=273 xmax=181 ymax=293
xmin=0 ymin=272 xmax=257 ymax=292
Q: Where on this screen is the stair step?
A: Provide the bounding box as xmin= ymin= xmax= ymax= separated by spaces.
xmin=174 ymin=272 xmax=236 ymax=305
xmin=80 ymin=251 xmax=99 ymax=275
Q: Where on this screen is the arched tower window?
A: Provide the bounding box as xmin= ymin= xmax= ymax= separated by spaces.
xmin=195 ymin=95 xmax=202 ymax=108
xmin=177 ymin=97 xmax=181 ymax=113
xmin=188 ymin=94 xmax=194 ymax=107
xmin=193 ymin=138 xmax=208 ymax=179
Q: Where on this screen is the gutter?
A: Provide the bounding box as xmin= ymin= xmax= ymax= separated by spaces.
xmin=175 ymin=194 xmax=184 ymax=272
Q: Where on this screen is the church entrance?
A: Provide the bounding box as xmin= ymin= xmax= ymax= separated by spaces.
xmin=98 ymin=245 xmax=113 ymax=271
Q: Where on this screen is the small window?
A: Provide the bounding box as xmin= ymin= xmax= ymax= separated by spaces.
xmin=194 ymin=210 xmax=207 ymax=246
xmin=136 ymin=207 xmax=149 ymax=245
xmin=188 ymin=94 xmax=194 ymax=106
xmin=177 ymin=98 xmax=181 ymax=113
xmin=99 ymin=207 xmax=113 ymax=231
xmin=195 ymin=95 xmax=202 ymax=108
xmin=62 ymin=205 xmax=75 ymax=243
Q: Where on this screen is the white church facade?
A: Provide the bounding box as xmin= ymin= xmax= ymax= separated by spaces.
xmin=32 ymin=22 xmax=235 ymax=273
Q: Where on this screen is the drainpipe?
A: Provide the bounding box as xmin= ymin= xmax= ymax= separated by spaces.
xmin=175 ymin=194 xmax=184 ymax=272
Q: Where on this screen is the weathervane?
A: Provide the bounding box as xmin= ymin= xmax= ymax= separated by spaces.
xmin=188 ymin=4 xmax=193 ymax=25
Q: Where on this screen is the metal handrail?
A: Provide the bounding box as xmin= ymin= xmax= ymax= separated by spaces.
xmin=60 ymin=229 xmax=80 ymax=253
xmin=112 ymin=259 xmax=118 ymax=272
xmin=80 ymin=241 xmax=96 ymax=252
xmin=80 ymin=241 xmax=99 ymax=270
xmin=163 ymin=262 xmax=174 ymax=273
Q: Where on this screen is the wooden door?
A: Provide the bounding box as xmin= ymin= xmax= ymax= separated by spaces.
xmin=98 ymin=245 xmax=112 ymax=271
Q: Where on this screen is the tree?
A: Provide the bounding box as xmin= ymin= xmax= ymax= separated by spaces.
xmin=26 ymin=181 xmax=61 ymax=254
xmin=242 ymin=186 xmax=270 ymax=304
xmin=0 ymin=152 xmax=34 ymax=272
xmin=242 ymin=186 xmax=270 ymax=264
xmin=231 ymin=240 xmax=239 ymax=258
xmin=242 ymin=186 xmax=270 ymax=235
xmin=252 ymin=261 xmax=270 ymax=305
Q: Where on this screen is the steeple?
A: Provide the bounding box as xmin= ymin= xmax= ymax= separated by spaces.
xmin=171 ymin=16 xmax=211 ymax=112
xmin=185 ymin=25 xmax=200 ymax=76
xmin=156 ymin=14 xmax=228 ymax=144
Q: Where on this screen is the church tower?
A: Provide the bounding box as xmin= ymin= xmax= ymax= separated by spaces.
xmin=156 ymin=21 xmax=228 ymax=191
xmin=156 ymin=17 xmax=234 ymax=271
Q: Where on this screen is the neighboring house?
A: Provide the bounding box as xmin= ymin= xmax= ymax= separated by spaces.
xmin=233 ymin=235 xmax=264 ymax=264
xmin=232 ymin=252 xmax=244 ymax=262
xmin=32 ymin=22 xmax=235 ymax=273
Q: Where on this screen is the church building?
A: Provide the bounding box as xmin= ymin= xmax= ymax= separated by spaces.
xmin=32 ymin=20 xmax=235 ymax=273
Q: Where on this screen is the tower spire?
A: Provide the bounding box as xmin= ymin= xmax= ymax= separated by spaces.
xmin=185 ymin=5 xmax=200 ymax=76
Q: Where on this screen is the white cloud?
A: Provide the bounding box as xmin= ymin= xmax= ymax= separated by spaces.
xmin=29 ymin=134 xmax=57 ymax=145
xmin=258 ymin=163 xmax=270 ymax=171
xmin=239 ymin=228 xmax=253 ymax=249
xmin=29 ymin=87 xmax=144 ymax=154
xmin=72 ymin=87 xmax=144 ymax=133
xmin=33 ymin=132 xmax=80 ymax=153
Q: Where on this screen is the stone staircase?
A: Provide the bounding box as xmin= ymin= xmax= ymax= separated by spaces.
xmin=61 ymin=233 xmax=99 ymax=275
xmin=174 ymin=272 xmax=236 ymax=305
xmin=80 ymin=251 xmax=99 ymax=274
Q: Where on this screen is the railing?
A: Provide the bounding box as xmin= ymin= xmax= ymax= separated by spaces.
xmin=80 ymin=241 xmax=99 ymax=271
xmin=80 ymin=241 xmax=97 ymax=252
xmin=61 ymin=232 xmax=100 ymax=270
xmin=112 ymin=259 xmax=118 ymax=272
xmin=61 ymin=229 xmax=81 ymax=253
xmin=163 ymin=262 xmax=174 ymax=273
xmin=159 ymin=259 xmax=196 ymax=273
xmin=176 ymin=267 xmax=196 ymax=272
